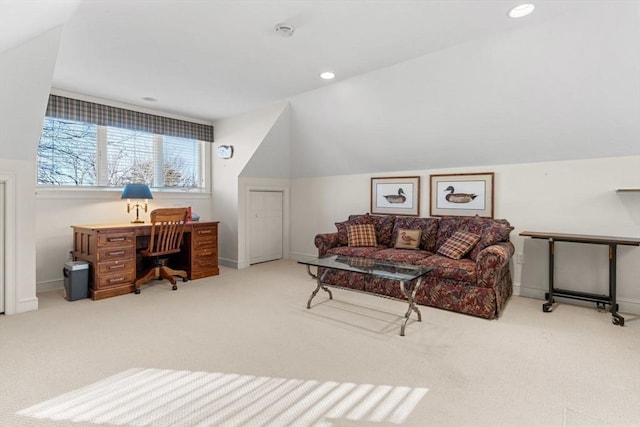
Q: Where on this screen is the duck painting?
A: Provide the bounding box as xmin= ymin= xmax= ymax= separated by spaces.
xmin=444 ymin=186 xmax=477 ymax=203
xmin=383 ymin=188 xmax=407 ymax=204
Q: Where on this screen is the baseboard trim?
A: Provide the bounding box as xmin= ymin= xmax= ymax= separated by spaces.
xmin=37 ymin=279 xmax=63 ymax=293
xmin=16 ymin=296 xmax=39 ymax=313
xmin=289 ymin=251 xmax=316 ymax=261
xmin=218 ymin=257 xmax=240 ymax=269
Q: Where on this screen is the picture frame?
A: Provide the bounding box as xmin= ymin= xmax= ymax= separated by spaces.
xmin=429 ymin=172 xmax=494 ymax=218
xmin=371 ymin=176 xmax=420 ymax=216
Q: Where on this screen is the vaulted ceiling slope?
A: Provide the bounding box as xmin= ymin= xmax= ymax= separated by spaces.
xmin=0 ymin=0 xmax=602 ymax=122
xmin=288 ymin=1 xmax=640 ymax=177
xmin=1 ymin=1 xmax=638 ymax=177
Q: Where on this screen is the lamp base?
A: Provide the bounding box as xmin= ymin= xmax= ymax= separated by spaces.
xmin=131 ymin=219 xmax=145 ymax=224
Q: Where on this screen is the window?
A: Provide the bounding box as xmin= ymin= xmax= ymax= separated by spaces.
xmin=37 ymin=95 xmax=213 ymax=190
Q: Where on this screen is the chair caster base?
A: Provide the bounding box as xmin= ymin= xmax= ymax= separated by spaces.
xmin=134 ymin=288 xmax=141 ymax=294
xmin=182 ymin=277 xmax=188 ymax=282
xmin=172 ymin=285 xmax=178 ymax=291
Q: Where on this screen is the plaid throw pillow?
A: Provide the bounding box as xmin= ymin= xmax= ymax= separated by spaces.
xmin=347 ymin=224 xmax=377 ymax=247
xmin=437 ymin=230 xmax=481 ymax=260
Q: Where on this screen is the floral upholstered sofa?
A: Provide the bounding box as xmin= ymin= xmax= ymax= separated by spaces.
xmin=314 ymin=214 xmax=515 ymax=319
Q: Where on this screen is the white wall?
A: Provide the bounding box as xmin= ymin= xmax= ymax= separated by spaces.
xmin=290 ymin=156 xmax=640 ymax=314
xmin=212 ymin=102 xmax=289 ymax=267
xmin=0 ymin=27 xmax=63 ymax=313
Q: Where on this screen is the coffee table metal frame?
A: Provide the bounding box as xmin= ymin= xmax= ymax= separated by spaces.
xmin=299 ymin=255 xmax=433 ymax=336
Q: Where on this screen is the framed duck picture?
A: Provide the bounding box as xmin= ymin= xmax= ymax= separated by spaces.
xmin=371 ymin=176 xmax=420 ymax=216
xmin=430 ymin=172 xmax=494 ymax=218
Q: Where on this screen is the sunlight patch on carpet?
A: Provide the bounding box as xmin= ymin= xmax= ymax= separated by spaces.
xmin=18 ymin=368 xmax=428 ymax=426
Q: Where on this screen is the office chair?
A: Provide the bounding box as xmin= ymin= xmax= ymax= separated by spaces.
xmin=135 ymin=207 xmax=189 ymax=294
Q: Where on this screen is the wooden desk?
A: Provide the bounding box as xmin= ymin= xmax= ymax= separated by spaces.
xmin=520 ymin=231 xmax=640 ymax=326
xmin=72 ymin=221 xmax=219 ymax=300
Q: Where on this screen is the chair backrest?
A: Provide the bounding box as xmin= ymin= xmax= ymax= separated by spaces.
xmin=144 ymin=208 xmax=189 ymax=257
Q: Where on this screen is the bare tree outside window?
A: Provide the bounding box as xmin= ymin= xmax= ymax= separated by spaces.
xmin=38 ymin=118 xmax=97 ymax=185
xmin=37 ymin=118 xmax=203 ymax=189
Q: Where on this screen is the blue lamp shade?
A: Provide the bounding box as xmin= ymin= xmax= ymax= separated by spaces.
xmin=121 ymin=183 xmax=153 ymax=200
xmin=121 ymin=184 xmax=153 ymax=223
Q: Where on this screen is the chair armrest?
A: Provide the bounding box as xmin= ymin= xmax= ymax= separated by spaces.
xmin=315 ymin=232 xmax=342 ymax=256
xmin=476 ymin=241 xmax=515 ymax=288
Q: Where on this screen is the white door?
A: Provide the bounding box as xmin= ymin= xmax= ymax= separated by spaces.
xmin=249 ymin=191 xmax=283 ymax=264
xmin=0 ymin=182 xmax=4 ymax=313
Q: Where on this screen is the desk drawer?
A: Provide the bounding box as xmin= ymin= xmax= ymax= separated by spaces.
xmin=96 ymin=270 xmax=135 ymax=289
xmin=97 ymin=246 xmax=135 ymax=262
xmin=193 ymin=236 xmax=216 ymax=249
xmin=97 ymin=259 xmax=135 ymax=274
xmin=193 ymin=248 xmax=217 ymax=265
xmin=98 ymin=232 xmax=135 ymax=247
xmin=192 ymin=225 xmax=217 ymax=238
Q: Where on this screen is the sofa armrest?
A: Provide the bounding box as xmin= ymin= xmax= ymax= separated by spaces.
xmin=315 ymin=232 xmax=342 ymax=256
xmin=476 ymin=241 xmax=515 ymax=288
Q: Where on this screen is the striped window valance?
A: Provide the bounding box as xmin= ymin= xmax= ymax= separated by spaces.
xmin=45 ymin=94 xmax=214 ymax=142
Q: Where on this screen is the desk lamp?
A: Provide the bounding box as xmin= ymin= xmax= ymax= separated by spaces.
xmin=121 ymin=183 xmax=153 ymax=223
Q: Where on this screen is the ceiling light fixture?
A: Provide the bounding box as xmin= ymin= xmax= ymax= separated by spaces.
xmin=320 ymin=72 xmax=335 ymax=80
xmin=508 ymin=3 xmax=535 ymax=18
xmin=274 ymin=23 xmax=295 ymax=37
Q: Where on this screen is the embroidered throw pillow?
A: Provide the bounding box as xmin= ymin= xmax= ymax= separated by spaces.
xmin=437 ymin=230 xmax=481 ymax=260
xmin=394 ymin=229 xmax=422 ymax=250
xmin=347 ymin=223 xmax=377 ymax=247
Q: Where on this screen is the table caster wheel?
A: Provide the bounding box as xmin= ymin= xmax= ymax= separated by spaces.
xmin=134 ymin=288 xmax=140 ymax=294
xmin=182 ymin=277 xmax=188 ymax=282
xmin=172 ymin=285 xmax=178 ymax=291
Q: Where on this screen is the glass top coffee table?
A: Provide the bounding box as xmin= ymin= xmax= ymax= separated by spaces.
xmin=298 ymin=255 xmax=433 ymax=336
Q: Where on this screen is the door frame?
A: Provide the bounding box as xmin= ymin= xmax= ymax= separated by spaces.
xmin=0 ymin=173 xmax=17 ymax=314
xmin=248 ymin=190 xmax=284 ymax=265
xmin=240 ymin=183 xmax=289 ymax=269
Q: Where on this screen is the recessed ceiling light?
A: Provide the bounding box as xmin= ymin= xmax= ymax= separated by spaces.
xmin=141 ymin=96 xmax=157 ymax=102
xmin=508 ymin=3 xmax=535 ymax=18
xmin=320 ymin=72 xmax=335 ymax=80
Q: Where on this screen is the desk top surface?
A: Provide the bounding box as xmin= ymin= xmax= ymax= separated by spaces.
xmin=519 ymin=231 xmax=640 ymax=246
xmin=72 ymin=221 xmax=218 ymax=231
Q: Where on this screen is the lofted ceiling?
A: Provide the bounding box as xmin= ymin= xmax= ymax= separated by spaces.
xmin=0 ymin=0 xmax=586 ymax=122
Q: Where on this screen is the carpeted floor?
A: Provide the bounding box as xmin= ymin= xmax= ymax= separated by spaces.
xmin=1 ymin=259 xmax=639 ymax=426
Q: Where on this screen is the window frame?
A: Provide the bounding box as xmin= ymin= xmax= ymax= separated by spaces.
xmin=37 ymin=93 xmax=213 ymax=195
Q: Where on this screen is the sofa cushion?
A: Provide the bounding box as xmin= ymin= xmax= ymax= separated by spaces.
xmin=436 ymin=216 xmax=473 ymax=249
xmin=370 ymin=248 xmax=433 ymax=265
xmin=394 ymin=229 xmax=421 ymax=249
xmin=464 ymin=217 xmax=514 ymax=261
xmin=392 ymin=216 xmax=439 ymax=252
xmin=369 ymin=214 xmax=396 ymax=247
xmin=348 ymin=223 xmax=377 ymax=247
xmin=437 ymin=230 xmax=481 ymax=260
xmin=326 ymin=246 xmax=385 ymax=258
xmin=335 ymin=214 xmax=375 ymax=245
xmin=416 ymin=254 xmax=477 ymax=282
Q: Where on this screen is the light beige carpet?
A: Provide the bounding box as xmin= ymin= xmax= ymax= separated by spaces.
xmin=1 ymin=259 xmax=639 ymax=427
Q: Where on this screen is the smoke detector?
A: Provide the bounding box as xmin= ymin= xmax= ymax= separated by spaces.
xmin=274 ymin=23 xmax=295 ymax=37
